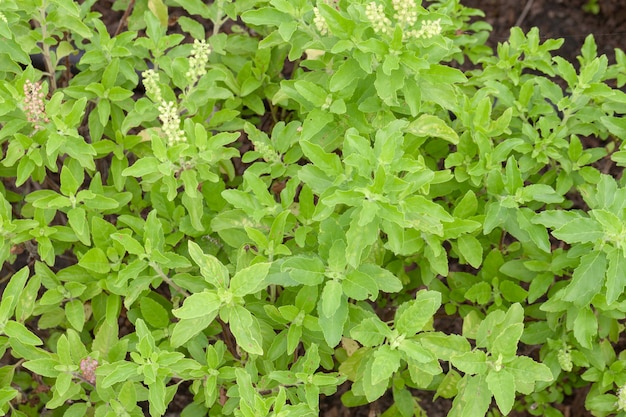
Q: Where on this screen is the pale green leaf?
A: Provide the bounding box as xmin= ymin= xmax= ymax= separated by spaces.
xmin=227 ymin=305 xmax=264 ymax=355
xmin=172 ymin=291 xmax=220 ymax=320
xmin=486 ymin=369 xmax=516 ymax=415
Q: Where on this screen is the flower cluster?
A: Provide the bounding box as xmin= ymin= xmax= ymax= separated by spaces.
xmin=186 ymin=39 xmax=211 ymax=86
xmin=408 ymin=18 xmax=442 ymax=39
xmin=557 ymin=345 xmax=573 ymax=372
xmin=254 ymin=141 xmax=281 ymax=164
xmin=392 ymin=0 xmax=418 ymax=28
xmin=23 ymin=80 xmax=49 ymax=130
xmin=618 ymin=385 xmax=626 ymax=411
xmin=142 ymin=68 xmax=162 ymax=102
xmin=0 ymin=13 xmax=7 ymax=23
xmin=313 ymin=7 xmax=329 ymax=35
xmin=365 ymin=2 xmax=392 ymax=35
xmin=158 ymin=101 xmax=186 ymax=146
xmin=80 ymin=357 xmax=98 ymax=384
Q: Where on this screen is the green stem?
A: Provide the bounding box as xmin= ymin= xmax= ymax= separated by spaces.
xmin=149 ymin=261 xmax=190 ymax=298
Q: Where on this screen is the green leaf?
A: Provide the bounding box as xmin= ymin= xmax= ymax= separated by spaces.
xmin=370 ymin=345 xmax=401 ymax=385
xmin=280 ymin=256 xmax=325 ymax=286
xmin=343 ymin=269 xmax=379 ymax=301
xmin=111 ymin=233 xmax=144 ymax=256
xmin=65 ymin=299 xmax=85 ymax=332
xmin=449 ymin=375 xmax=491 ymax=417
xmin=561 ymin=250 xmax=606 ymax=305
xmin=99 ymin=361 xmax=140 ymax=388
xmin=172 ymin=291 xmax=221 ymax=319
xmin=230 ymin=262 xmax=271 ymax=297
xmin=140 ymin=297 xmax=170 ymax=329
xmin=294 ymin=80 xmax=328 ymax=107
xmin=188 ymin=241 xmax=229 ymax=288
xmin=395 ymin=290 xmax=441 ymax=337
xmin=419 ymin=333 xmax=471 ymax=361
xmin=56 ymin=371 xmax=73 ymax=397
xmin=321 ymin=280 xmax=343 ymax=318
xmin=22 ymin=358 xmax=61 ymax=378
xmin=318 ymin=294 xmax=349 ymax=347
xmin=398 ymin=339 xmax=434 ymax=363
xmin=78 ymin=247 xmax=110 ymax=274
xmin=170 ymin=314 xmax=216 ymax=348
xmin=59 ymin=164 xmax=82 ymax=196
xmin=573 ymin=305 xmax=597 ymax=349
xmin=318 ymin=3 xmax=355 ymax=37
xmin=0 ymin=387 xmax=18 ymax=409
xmin=358 ymin=264 xmax=402 ymax=294
xmin=552 ymin=218 xmax=603 ymax=243
xmin=67 ymin=207 xmax=89 ymax=245
xmin=350 ymin=316 xmax=391 ymax=346
xmin=406 ymin=114 xmax=459 ymax=144
xmin=487 ymin=304 xmax=524 ymax=359
xmin=330 ymin=59 xmax=365 ymax=93
xmin=300 ymin=141 xmax=343 ymax=176
xmin=486 ymin=369 xmax=516 ymax=415
xmin=457 ymin=235 xmax=483 ymax=268
xmin=506 ymin=356 xmax=553 ymax=394
xmin=241 ymin=7 xmax=291 ymax=27
xmin=606 ymin=247 xmax=626 ymax=304
xmin=148 ymin=0 xmax=169 ymax=27
xmin=450 ymin=350 xmax=488 ymax=375
xmin=3 ymin=321 xmax=42 ymax=346
xmin=121 ymin=157 xmax=160 ymax=177
xmin=227 ymin=305 xmax=264 ymax=355
xmin=0 ymin=267 xmax=29 ymax=324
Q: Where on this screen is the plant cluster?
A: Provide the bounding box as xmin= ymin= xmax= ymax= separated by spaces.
xmin=0 ymin=0 xmax=626 ymax=416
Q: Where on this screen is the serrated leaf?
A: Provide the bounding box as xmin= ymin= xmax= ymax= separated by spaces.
xmin=111 ymin=233 xmax=144 ymax=256
xmin=170 ymin=314 xmax=216 ymax=348
xmin=300 ymin=141 xmax=343 ymax=176
xmin=230 ymin=262 xmax=271 ymax=297
xmin=281 ymin=255 xmax=325 ymax=285
xmin=227 ymin=305 xmax=264 ymax=355
xmin=506 ymin=356 xmax=553 ymax=394
xmin=457 ymin=235 xmax=483 ymax=268
xmin=3 ymin=321 xmax=42 ymax=346
xmin=561 ymin=250 xmax=606 ymax=305
xmin=406 ymin=114 xmax=459 ymax=144
xmin=606 ymin=247 xmax=626 ymax=304
xmin=398 ymin=339 xmax=433 ymax=363
xmin=343 ymin=269 xmax=379 ymax=300
xmin=573 ymin=305 xmax=597 ymax=349
xmin=0 ymin=267 xmax=29 ymax=324
xmin=419 ymin=333 xmax=471 ymax=361
xmin=486 ymin=369 xmax=515 ymax=415
xmin=552 ymin=218 xmax=603 ymax=243
xmin=188 ymin=241 xmax=229 ymax=288
xmin=22 ymin=358 xmax=61 ymax=377
xmin=350 ymin=316 xmax=391 ymax=346
xmin=358 ymin=264 xmax=402 ymax=293
xmin=172 ymin=291 xmax=220 ymax=320
xmin=371 ymin=345 xmax=401 ymax=385
xmin=321 ymin=280 xmax=343 ymax=318
xmin=449 ymin=375 xmax=491 ymax=417
xmin=318 ymin=294 xmax=349 ymax=347
xmin=395 ymin=290 xmax=441 ymax=337
xmin=450 ymin=350 xmax=488 ymax=375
